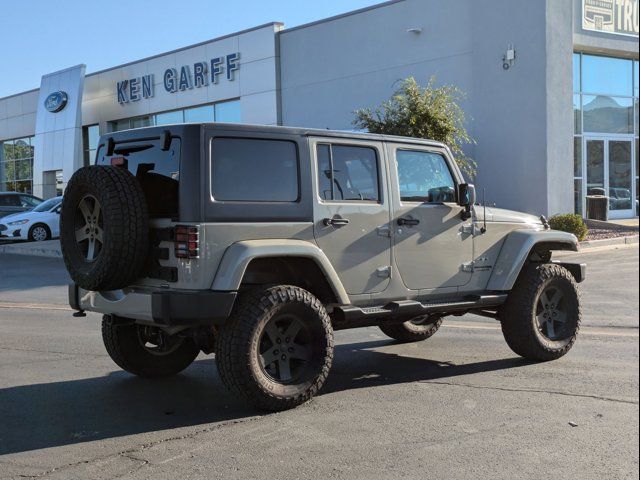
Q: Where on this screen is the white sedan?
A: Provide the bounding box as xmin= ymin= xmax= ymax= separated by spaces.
xmin=0 ymin=196 xmax=63 ymax=242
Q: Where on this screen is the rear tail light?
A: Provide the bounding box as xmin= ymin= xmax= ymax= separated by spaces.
xmin=174 ymin=225 xmax=199 ymax=259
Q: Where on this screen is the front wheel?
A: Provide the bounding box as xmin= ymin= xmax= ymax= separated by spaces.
xmin=500 ymin=263 xmax=581 ymax=361
xmin=102 ymin=316 xmax=200 ymax=377
xmin=216 ymin=285 xmax=334 ymax=411
xmin=29 ymin=224 xmax=50 ymax=242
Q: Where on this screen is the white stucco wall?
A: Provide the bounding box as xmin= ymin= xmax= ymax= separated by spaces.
xmin=81 ymin=23 xmax=282 ymax=131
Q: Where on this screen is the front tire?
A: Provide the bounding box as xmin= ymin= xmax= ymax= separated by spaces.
xmin=379 ymin=315 xmax=443 ymax=343
xmin=500 ymin=263 xmax=581 ymax=361
xmin=216 ymin=285 xmax=334 ymax=411
xmin=102 ymin=316 xmax=200 ymax=378
xmin=28 ymin=224 xmax=51 ymax=242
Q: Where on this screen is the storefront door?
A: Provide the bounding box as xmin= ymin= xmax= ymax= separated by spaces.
xmin=584 ymin=137 xmax=636 ymax=219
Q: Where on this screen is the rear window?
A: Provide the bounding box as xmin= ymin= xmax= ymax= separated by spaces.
xmin=211 ymin=138 xmax=299 ymax=202
xmin=96 ymin=137 xmax=181 ymax=217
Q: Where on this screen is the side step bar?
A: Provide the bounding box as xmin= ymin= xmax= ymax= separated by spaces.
xmin=332 ymin=294 xmax=508 ymax=330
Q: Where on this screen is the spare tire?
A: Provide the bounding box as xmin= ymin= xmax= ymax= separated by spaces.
xmin=60 ymin=166 xmax=149 ymax=291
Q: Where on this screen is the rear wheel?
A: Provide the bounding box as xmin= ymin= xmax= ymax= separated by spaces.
xmin=216 ymin=285 xmax=333 ymax=411
xmin=500 ymin=263 xmax=581 ymax=361
xmin=28 ymin=223 xmax=50 ymax=242
xmin=379 ymin=315 xmax=443 ymax=343
xmin=102 ymin=316 xmax=200 ymax=378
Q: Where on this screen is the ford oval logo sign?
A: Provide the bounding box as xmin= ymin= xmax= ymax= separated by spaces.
xmin=44 ymin=91 xmax=68 ymax=113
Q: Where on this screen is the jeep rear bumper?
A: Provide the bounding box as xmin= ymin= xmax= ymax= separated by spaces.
xmin=69 ymin=284 xmax=236 ymax=326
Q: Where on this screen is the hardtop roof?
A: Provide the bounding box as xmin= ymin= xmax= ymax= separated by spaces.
xmin=105 ymin=122 xmax=448 ymax=149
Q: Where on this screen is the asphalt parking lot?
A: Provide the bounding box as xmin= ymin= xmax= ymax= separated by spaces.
xmin=0 ymin=245 xmax=638 ymax=480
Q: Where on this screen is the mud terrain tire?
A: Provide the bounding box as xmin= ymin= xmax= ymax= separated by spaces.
xmin=60 ymin=166 xmax=149 ymax=291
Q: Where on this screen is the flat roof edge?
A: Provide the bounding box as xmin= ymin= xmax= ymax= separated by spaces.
xmin=86 ymin=22 xmax=284 ymax=78
xmin=0 ymin=88 xmax=40 ymax=102
xmin=279 ymin=0 xmax=406 ymax=34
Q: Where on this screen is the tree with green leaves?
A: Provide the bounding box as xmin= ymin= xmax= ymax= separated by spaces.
xmin=353 ymin=76 xmax=477 ymax=179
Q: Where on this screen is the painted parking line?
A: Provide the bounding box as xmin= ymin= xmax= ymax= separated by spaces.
xmin=0 ymin=302 xmax=72 ymax=312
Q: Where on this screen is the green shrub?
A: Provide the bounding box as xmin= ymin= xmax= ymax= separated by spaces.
xmin=548 ymin=214 xmax=588 ymax=241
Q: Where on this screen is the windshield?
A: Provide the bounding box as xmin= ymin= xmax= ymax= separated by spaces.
xmin=33 ymin=197 xmax=61 ymax=212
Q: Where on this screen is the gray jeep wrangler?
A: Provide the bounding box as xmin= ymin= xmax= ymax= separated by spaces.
xmin=60 ymin=123 xmax=585 ymax=411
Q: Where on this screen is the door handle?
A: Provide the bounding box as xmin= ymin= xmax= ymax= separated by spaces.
xmin=397 ymin=217 xmax=420 ymax=226
xmin=323 ymin=215 xmax=350 ymax=227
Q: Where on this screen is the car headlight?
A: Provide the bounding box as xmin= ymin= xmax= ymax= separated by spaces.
xmin=8 ymin=219 xmax=29 ymax=226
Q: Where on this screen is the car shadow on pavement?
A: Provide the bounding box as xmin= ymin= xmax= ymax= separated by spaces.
xmin=325 ymin=339 xmax=533 ymax=393
xmin=0 ymin=341 xmax=532 ymax=456
xmin=0 ymin=358 xmax=257 ymax=456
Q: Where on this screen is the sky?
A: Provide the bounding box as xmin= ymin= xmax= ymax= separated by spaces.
xmin=0 ymin=0 xmax=383 ymax=98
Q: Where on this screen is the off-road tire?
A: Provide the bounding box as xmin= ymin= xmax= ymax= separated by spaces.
xmin=28 ymin=223 xmax=51 ymax=242
xmin=500 ymin=263 xmax=581 ymax=361
xmin=101 ymin=316 xmax=200 ymax=378
xmin=60 ymin=166 xmax=149 ymax=291
xmin=379 ymin=316 xmax=443 ymax=343
xmin=216 ymin=285 xmax=334 ymax=411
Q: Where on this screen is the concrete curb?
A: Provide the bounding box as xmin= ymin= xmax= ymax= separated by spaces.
xmin=0 ymin=241 xmax=62 ymax=258
xmin=580 ymin=235 xmax=639 ymax=249
xmin=585 ymin=219 xmax=639 ymax=232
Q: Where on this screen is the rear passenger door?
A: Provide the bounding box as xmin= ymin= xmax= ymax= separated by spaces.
xmin=310 ymin=138 xmax=392 ymax=295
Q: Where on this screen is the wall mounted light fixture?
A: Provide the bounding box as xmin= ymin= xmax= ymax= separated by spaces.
xmin=503 ymin=44 xmax=516 ymax=70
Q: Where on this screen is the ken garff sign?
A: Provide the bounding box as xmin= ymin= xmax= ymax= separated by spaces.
xmin=582 ymin=0 xmax=639 ymax=37
xmin=44 ymin=91 xmax=69 ymax=113
xmin=116 ymin=52 xmax=240 ymax=104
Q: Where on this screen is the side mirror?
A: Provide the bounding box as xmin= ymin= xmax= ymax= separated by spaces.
xmin=458 ymin=183 xmax=476 ymax=207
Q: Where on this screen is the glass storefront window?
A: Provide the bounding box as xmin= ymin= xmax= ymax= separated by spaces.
xmin=608 ymin=141 xmax=633 ymax=212
xmin=574 ymin=136 xmax=582 ymax=177
xmin=83 ymin=125 xmax=99 ymax=166
xmin=215 ymin=100 xmax=241 ymax=123
xmin=0 ymin=136 xmax=35 ymax=193
xmin=582 ymin=95 xmax=634 ymax=134
xmin=586 ymin=139 xmax=605 ymax=195
xmin=573 ymin=94 xmax=581 ymax=134
xmin=131 ymin=116 xmax=153 ymax=129
xmin=634 ymin=61 xmax=639 ymax=98
xmin=582 ymin=55 xmax=633 ymax=96
xmin=185 ymin=105 xmax=214 ymax=123
xmin=574 ymin=178 xmax=582 ymax=216
xmin=155 ymin=110 xmax=184 ymax=125
xmin=109 ymin=100 xmax=241 ymax=132
xmin=573 ymin=53 xmax=580 ymax=93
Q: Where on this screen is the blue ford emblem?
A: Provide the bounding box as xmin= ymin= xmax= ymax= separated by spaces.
xmin=44 ymin=91 xmax=68 ymax=113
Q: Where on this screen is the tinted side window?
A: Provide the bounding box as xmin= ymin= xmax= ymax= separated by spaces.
xmin=0 ymin=195 xmax=21 ymax=207
xmin=396 ymin=150 xmax=455 ymax=203
xmin=211 ymin=138 xmax=299 ymax=202
xmin=20 ymin=195 xmax=41 ymax=207
xmin=316 ymin=144 xmax=379 ymax=202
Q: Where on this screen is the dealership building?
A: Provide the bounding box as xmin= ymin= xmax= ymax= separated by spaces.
xmin=1 ymin=0 xmax=638 ymax=217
